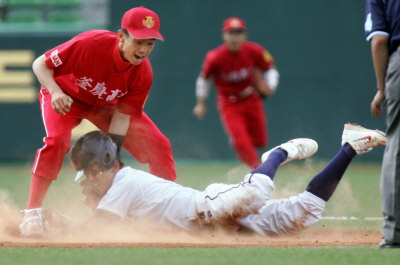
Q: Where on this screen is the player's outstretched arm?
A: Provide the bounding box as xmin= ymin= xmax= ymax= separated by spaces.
xmin=32 ymin=54 xmax=73 ymax=115
xmin=109 ymin=109 xmax=130 ymax=136
xmin=54 ymin=209 xmax=121 ymax=237
xmin=193 ymin=98 xmax=207 ymax=119
xmin=193 ymin=75 xmax=211 ymax=119
xmin=86 ymin=209 xmax=121 ymax=226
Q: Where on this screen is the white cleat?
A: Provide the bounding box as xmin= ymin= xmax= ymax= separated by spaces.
xmin=261 ymin=138 xmax=318 ymax=165
xmin=342 ymin=123 xmax=386 ymax=154
xmin=19 ymin=208 xmax=46 ymax=238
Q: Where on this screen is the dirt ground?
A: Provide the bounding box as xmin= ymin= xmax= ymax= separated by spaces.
xmin=0 ymin=190 xmax=382 ymax=248
xmin=0 ymin=229 xmax=381 ymax=248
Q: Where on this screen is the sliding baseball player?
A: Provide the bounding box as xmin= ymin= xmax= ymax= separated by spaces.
xmin=28 ymin=123 xmax=386 ymax=236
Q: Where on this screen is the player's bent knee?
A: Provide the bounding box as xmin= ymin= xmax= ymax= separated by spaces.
xmin=254 ymin=139 xmax=267 ymax=148
xmin=198 ymin=173 xmax=274 ymax=227
xmin=43 ymin=136 xmax=70 ymax=153
xmin=232 ymin=138 xmax=250 ymax=149
xmin=151 ymin=134 xmax=173 ymax=153
xmin=238 ymin=191 xmax=326 ymax=236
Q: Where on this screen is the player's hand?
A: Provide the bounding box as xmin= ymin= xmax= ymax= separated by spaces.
xmin=257 ymin=85 xmax=274 ymax=99
xmin=193 ymin=103 xmax=207 ymax=119
xmin=80 ymin=179 xmax=101 ymax=209
xmin=371 ymin=90 xmax=385 ymax=118
xmin=43 ymin=208 xmax=71 ymax=235
xmin=253 ymin=68 xmax=275 ymax=99
xmin=51 ymin=91 xmax=73 ymax=115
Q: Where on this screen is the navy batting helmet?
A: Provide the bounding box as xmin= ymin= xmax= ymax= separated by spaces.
xmin=70 ymin=131 xmax=117 ymax=182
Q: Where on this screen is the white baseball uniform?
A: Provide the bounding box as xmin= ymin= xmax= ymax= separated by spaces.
xmin=97 ymin=166 xmax=326 ymax=235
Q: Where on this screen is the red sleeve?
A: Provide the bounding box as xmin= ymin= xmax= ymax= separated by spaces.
xmin=44 ymin=33 xmax=86 ymax=75
xmin=200 ymin=50 xmax=217 ymax=78
xmin=252 ymin=43 xmax=275 ymax=71
xmin=117 ymin=59 xmax=152 ymax=118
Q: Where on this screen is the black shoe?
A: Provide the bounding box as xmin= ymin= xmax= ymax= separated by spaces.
xmin=379 ymin=239 xmax=400 ymax=248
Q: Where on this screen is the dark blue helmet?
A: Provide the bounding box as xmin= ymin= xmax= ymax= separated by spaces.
xmin=70 ymin=131 xmax=117 ymax=181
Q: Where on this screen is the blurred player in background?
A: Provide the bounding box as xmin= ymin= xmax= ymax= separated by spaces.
xmin=47 ymin=123 xmax=385 ymax=237
xmin=19 ymin=6 xmax=177 ymax=237
xmin=193 ymin=17 xmax=279 ymax=169
xmin=365 ymin=0 xmax=400 ymax=248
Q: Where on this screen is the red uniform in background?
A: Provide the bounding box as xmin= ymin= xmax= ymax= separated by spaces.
xmin=33 ymin=30 xmax=176 ymax=184
xmin=201 ymin=42 xmax=275 ymax=168
xmin=195 ymin=17 xmax=277 ymax=168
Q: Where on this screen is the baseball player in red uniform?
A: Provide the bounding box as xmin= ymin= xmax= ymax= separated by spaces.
xmin=19 ymin=6 xmax=176 ymax=237
xmin=193 ymin=17 xmax=279 ymax=169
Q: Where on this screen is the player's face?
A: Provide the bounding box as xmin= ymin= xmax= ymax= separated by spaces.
xmin=82 ymin=163 xmax=116 ymax=198
xmin=223 ymin=30 xmax=246 ymax=52
xmin=118 ymin=30 xmax=156 ymax=65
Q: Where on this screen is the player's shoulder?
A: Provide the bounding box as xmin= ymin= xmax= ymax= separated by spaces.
xmin=75 ymin=29 xmax=115 ymax=39
xmin=74 ymin=30 xmax=117 ymax=47
xmin=113 ymin=167 xmax=148 ymax=186
xmin=116 ymin=167 xmax=172 ymax=190
xmin=243 ymin=41 xmax=266 ymax=52
xmin=243 ymin=41 xmax=272 ymax=60
xmin=205 ymin=44 xmax=225 ymax=61
xmin=118 ymin=166 xmax=147 ymax=178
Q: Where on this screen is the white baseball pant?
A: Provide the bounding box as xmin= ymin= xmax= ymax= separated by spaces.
xmin=238 ymin=191 xmax=326 ymax=236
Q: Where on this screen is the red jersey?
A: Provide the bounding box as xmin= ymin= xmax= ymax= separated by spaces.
xmin=201 ymin=41 xmax=274 ymax=97
xmin=44 ymin=30 xmax=152 ymax=118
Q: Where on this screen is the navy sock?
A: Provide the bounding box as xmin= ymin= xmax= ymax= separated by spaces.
xmin=251 ymin=149 xmax=287 ymax=180
xmin=306 ymin=143 xmax=357 ymax=202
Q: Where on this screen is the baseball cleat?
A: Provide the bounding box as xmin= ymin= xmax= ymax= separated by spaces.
xmin=261 ymin=138 xmax=318 ymax=165
xmin=341 ymin=123 xmax=386 ymax=154
xmin=19 ymin=208 xmax=46 ymax=237
xmin=379 ymin=239 xmax=400 ymax=248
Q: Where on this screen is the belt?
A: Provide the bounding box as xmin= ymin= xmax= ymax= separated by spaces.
xmin=227 ymin=86 xmax=255 ymax=103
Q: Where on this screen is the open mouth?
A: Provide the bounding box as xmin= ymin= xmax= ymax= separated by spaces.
xmin=134 ymin=54 xmax=144 ymax=60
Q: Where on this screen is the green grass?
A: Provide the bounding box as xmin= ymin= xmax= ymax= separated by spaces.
xmin=0 ymin=160 xmax=395 ymax=265
xmin=1 ymin=246 xmax=400 ymax=265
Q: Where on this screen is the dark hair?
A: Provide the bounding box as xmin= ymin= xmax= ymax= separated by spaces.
xmin=121 ymin=28 xmax=129 ymax=36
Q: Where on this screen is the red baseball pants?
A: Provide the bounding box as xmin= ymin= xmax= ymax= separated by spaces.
xmin=32 ymin=88 xmax=176 ymax=182
xmin=217 ymin=94 xmax=267 ymax=168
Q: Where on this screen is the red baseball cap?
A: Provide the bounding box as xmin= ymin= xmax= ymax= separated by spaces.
xmin=222 ymin=17 xmax=246 ymax=31
xmin=121 ymin=6 xmax=164 ymax=41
